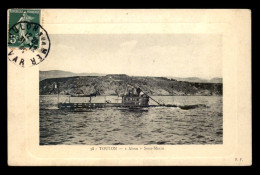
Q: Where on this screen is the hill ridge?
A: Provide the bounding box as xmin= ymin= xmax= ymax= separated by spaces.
xmin=40 ymin=74 xmax=222 ymax=96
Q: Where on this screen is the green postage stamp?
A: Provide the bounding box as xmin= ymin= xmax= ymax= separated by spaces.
xmin=8 ymin=9 xmax=51 ymax=67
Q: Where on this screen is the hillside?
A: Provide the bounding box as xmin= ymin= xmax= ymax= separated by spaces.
xmin=167 ymin=77 xmax=222 ymax=83
xmin=40 ymin=70 xmax=105 ymax=81
xmin=208 ymin=77 xmax=223 ymax=83
xmin=40 ymin=70 xmax=222 ymax=83
xmin=39 ymin=74 xmax=222 ymax=96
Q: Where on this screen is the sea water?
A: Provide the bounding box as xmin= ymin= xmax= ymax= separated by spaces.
xmin=40 ymin=95 xmax=222 ymax=145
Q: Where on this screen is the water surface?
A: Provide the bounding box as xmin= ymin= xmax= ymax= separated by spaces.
xmin=40 ymin=95 xmax=223 ymax=145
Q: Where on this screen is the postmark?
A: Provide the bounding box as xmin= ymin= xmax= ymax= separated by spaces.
xmin=8 ymin=9 xmax=50 ymax=67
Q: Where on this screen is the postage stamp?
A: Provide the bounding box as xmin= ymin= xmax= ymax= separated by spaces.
xmin=8 ymin=9 xmax=51 ymax=67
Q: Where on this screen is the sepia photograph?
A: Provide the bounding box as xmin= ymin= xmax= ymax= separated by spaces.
xmin=39 ymin=34 xmax=223 ymax=145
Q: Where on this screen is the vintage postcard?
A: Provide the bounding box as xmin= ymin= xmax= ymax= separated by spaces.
xmin=7 ymin=9 xmax=251 ymax=166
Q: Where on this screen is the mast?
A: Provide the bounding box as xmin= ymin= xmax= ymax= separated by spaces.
xmin=57 ymin=82 xmax=59 ymax=107
xmin=172 ymin=84 xmax=174 ymax=102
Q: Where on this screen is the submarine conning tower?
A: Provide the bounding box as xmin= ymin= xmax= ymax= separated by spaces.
xmin=122 ymin=86 xmax=149 ymax=107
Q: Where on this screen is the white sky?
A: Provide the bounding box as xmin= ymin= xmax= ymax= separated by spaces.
xmin=40 ymin=34 xmax=222 ymax=79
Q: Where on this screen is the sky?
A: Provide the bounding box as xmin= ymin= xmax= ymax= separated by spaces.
xmin=40 ymin=34 xmax=222 ymax=80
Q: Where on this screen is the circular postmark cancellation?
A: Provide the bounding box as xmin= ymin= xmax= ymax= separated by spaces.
xmin=8 ymin=21 xmax=51 ymax=68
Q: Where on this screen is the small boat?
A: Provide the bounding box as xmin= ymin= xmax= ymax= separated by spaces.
xmin=58 ymin=86 xmax=163 ymax=111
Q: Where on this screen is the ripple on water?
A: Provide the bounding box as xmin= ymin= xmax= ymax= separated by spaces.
xmin=135 ymin=133 xmax=142 ymax=138
xmin=157 ymin=141 xmax=167 ymax=144
xmin=40 ymin=96 xmax=223 ymax=145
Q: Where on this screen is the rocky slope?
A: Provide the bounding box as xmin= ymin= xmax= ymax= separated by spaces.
xmin=40 ymin=74 xmax=222 ymax=96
